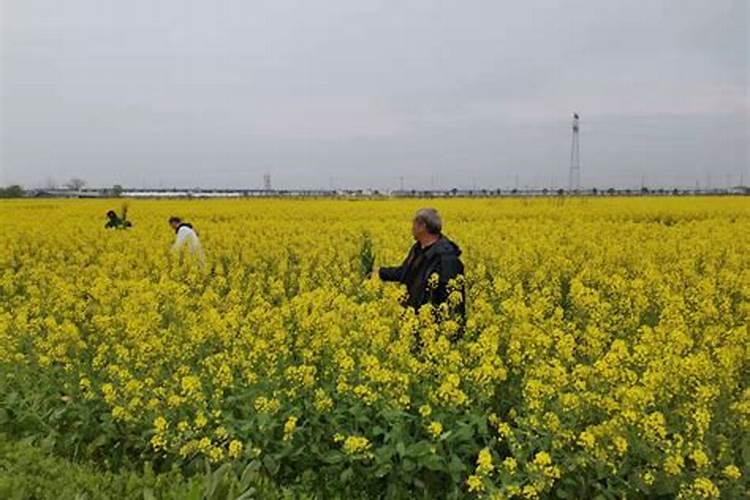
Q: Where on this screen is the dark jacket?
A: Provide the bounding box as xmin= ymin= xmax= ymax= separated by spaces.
xmin=105 ymin=215 xmax=132 ymax=229
xmin=379 ymin=236 xmax=465 ymax=316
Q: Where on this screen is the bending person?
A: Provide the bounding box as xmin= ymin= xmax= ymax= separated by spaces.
xmin=169 ymin=216 xmax=205 ymax=263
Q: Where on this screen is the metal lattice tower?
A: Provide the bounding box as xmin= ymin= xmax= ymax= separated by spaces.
xmin=569 ymin=113 xmax=581 ymax=192
xmin=263 ymin=173 xmax=272 ymax=191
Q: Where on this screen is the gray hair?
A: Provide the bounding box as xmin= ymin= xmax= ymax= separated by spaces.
xmin=414 ymin=208 xmax=442 ymax=234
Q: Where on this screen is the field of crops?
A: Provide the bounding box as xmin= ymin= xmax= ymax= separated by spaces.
xmin=0 ymin=197 xmax=748 ymax=499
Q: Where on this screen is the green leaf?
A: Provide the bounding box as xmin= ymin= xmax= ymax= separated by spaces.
xmin=374 ymin=463 xmax=392 ymax=478
xmin=240 ymin=460 xmax=261 ymax=488
xmin=340 ymin=467 xmax=354 ymax=483
xmin=262 ymin=455 xmax=279 ymax=476
xmin=447 ymin=456 xmax=466 ymax=481
xmin=418 ymin=453 xmax=444 ymax=472
xmin=322 ymin=450 xmax=345 ymax=465
xmin=235 ymin=488 xmax=257 ymax=500
xmin=406 ymin=441 xmax=433 ymax=458
xmin=374 ymin=445 xmax=394 ymax=464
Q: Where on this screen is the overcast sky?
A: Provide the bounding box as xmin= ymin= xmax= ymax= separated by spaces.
xmin=1 ymin=0 xmax=748 ymax=190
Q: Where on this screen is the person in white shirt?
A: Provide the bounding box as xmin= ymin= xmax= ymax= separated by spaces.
xmin=169 ymin=216 xmax=204 ymax=262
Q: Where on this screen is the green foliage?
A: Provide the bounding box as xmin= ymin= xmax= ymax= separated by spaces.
xmin=0 ymin=437 xmax=307 ymax=500
xmin=359 ymin=231 xmax=376 ymax=278
xmin=0 ymin=185 xmax=24 ymax=198
xmin=0 ymin=436 xmax=188 ymax=500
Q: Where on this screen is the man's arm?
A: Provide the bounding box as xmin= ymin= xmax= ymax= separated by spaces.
xmin=378 ymin=247 xmax=414 ymax=282
xmin=379 ymin=265 xmax=404 ymax=282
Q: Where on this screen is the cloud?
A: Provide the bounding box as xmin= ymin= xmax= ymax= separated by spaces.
xmin=1 ymin=0 xmax=747 ymax=188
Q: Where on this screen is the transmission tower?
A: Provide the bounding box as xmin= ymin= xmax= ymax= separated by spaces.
xmin=569 ymin=113 xmax=581 ymax=192
xmin=263 ymin=173 xmax=272 ymax=191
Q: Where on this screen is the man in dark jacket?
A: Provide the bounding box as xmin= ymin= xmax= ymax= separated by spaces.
xmin=105 ymin=209 xmax=132 ymax=229
xmin=379 ymin=208 xmax=465 ymax=320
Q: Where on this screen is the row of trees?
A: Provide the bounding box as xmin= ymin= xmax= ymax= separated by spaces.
xmin=0 ymin=185 xmax=25 ymax=198
xmin=0 ymin=178 xmax=127 ymax=198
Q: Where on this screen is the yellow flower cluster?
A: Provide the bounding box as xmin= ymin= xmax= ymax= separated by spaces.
xmin=342 ymin=436 xmax=372 ymax=456
xmin=283 ymin=416 xmax=298 ymax=441
xmin=0 ymin=197 xmax=748 ymax=498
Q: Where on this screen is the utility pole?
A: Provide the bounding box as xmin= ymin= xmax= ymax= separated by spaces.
xmin=263 ymin=173 xmax=272 ymax=191
xmin=569 ymin=113 xmax=581 ymax=192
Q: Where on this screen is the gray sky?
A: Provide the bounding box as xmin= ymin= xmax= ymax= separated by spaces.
xmin=1 ymin=0 xmax=748 ymax=190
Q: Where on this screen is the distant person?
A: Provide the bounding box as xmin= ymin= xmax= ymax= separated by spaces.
xmin=105 ymin=209 xmax=132 ymax=229
xmin=169 ymin=216 xmax=204 ymax=261
xmin=379 ymin=208 xmax=465 ymax=322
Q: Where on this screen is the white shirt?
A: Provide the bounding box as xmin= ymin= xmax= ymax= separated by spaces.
xmin=172 ymin=225 xmax=203 ymax=256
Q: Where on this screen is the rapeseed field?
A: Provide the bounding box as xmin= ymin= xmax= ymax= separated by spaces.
xmin=0 ymin=197 xmax=747 ymax=498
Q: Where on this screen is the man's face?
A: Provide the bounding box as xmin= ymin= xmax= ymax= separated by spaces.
xmin=170 ymin=221 xmax=180 ymax=231
xmin=412 ymin=218 xmax=426 ymax=239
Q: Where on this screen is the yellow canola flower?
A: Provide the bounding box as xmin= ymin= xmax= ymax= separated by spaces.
xmin=283 ymin=416 xmax=298 ymax=441
xmin=578 ymin=431 xmax=595 ymax=449
xmin=466 ymin=474 xmax=484 ymax=493
xmin=722 ymin=465 xmax=742 ymax=481
xmin=502 ymin=457 xmax=517 ymax=474
xmin=533 ymin=451 xmax=552 ymax=467
xmin=476 ymin=447 xmax=493 ymax=475
xmin=153 ymin=416 xmax=168 ymax=433
xmin=427 ymin=421 xmax=443 ymax=439
xmin=681 ymin=477 xmax=720 ymax=499
xmin=664 ymin=454 xmax=684 ymax=476
xmin=641 ymin=471 xmax=655 ymax=486
xmin=342 ymin=436 xmax=371 ymax=455
xmin=722 ymin=464 xmax=741 ymax=480
xmin=228 ymin=440 xmax=243 ymax=459
xmin=690 ymin=449 xmax=710 ymax=469
xmin=612 ymin=436 xmax=628 ymax=455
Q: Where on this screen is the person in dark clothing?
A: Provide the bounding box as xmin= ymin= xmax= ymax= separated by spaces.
xmin=379 ymin=208 xmax=465 ymax=321
xmin=105 ymin=209 xmax=132 ymax=229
